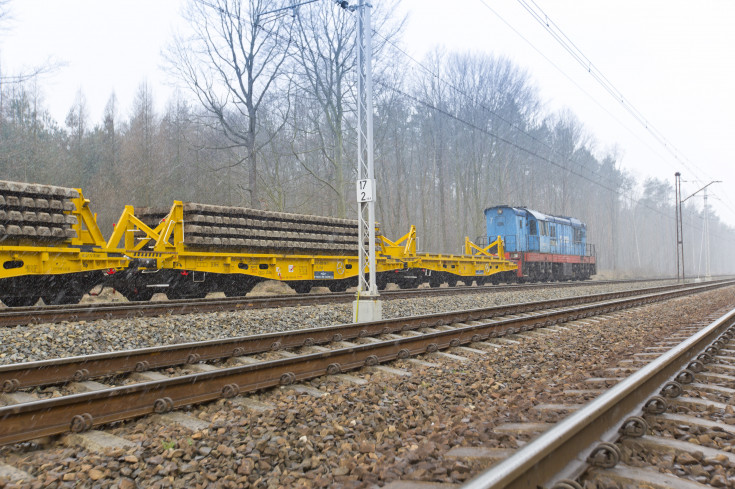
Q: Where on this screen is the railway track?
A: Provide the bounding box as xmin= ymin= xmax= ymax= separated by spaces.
xmin=0 ymin=280 xmax=716 ymax=393
xmin=463 ymin=303 xmax=735 ymax=489
xmin=0 ymin=279 xmax=730 ymax=448
xmin=0 ymin=277 xmax=677 ymax=328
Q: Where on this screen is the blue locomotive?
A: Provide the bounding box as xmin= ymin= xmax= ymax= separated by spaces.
xmin=484 ymin=206 xmax=596 ymax=281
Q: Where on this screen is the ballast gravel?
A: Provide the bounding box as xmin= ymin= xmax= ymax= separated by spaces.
xmin=0 ymin=280 xmax=679 ymax=364
xmin=0 ymin=286 xmax=733 ymax=488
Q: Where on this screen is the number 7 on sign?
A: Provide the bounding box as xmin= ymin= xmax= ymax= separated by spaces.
xmin=356 ymin=179 xmax=375 ymax=203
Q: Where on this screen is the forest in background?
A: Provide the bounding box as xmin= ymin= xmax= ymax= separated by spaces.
xmin=1 ymin=0 xmax=733 ymax=278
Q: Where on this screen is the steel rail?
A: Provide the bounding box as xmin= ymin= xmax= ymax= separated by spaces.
xmin=461 ymin=306 xmax=735 ymax=489
xmin=0 ymin=281 xmax=730 ymax=446
xmin=1 ymin=281 xmax=726 ymax=393
xmin=0 ymin=278 xmax=675 ymax=327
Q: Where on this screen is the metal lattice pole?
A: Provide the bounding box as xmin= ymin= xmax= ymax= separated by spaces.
xmin=356 ymin=0 xmax=377 ymax=297
xmin=674 ymin=172 xmax=686 ymax=281
xmin=680 ymin=179 xmax=720 ymax=281
xmin=704 ymin=187 xmax=711 ymax=280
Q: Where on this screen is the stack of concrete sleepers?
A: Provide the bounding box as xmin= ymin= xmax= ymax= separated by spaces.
xmin=134 ymin=207 xmax=170 ymax=230
xmin=127 ymin=207 xmax=169 ymax=250
xmin=0 ymin=180 xmax=78 ymax=241
xmin=178 ymin=203 xmax=364 ymax=255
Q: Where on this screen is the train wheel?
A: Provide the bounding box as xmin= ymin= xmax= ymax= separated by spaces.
xmin=43 ymin=294 xmax=83 ymax=305
xmin=293 ymin=283 xmax=312 ymax=294
xmin=398 ymin=280 xmax=419 ymax=289
xmin=126 ymin=289 xmax=155 ymax=302
xmin=3 ymin=296 xmax=40 ymax=307
xmin=447 ymin=278 xmax=458 ymax=287
xmin=166 ymin=290 xmax=206 ymax=300
xmin=328 ymin=281 xmax=348 ymax=293
xmin=224 ymin=282 xmax=256 ymax=297
xmin=42 ymin=283 xmax=84 ymax=305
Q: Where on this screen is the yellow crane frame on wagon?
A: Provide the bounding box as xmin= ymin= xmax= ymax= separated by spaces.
xmin=106 ymin=202 xmax=516 ymax=283
xmin=379 ymin=225 xmax=516 ymax=279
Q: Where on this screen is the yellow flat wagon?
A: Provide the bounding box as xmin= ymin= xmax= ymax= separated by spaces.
xmin=107 ymin=201 xmax=517 ymax=299
xmin=0 ymin=180 xmax=127 ymax=306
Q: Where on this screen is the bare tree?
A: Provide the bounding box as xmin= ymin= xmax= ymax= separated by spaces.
xmin=290 ymin=2 xmax=355 ymax=218
xmin=167 ymin=0 xmax=293 ymax=208
xmin=0 ymin=1 xmax=65 ymax=134
xmin=288 ymin=1 xmax=404 ymax=218
xmin=413 ymin=49 xmax=451 ymax=250
xmin=120 ymin=82 xmax=159 ymax=206
xmin=0 ymin=0 xmax=8 ymax=23
xmin=64 ymin=90 xmax=88 ymax=181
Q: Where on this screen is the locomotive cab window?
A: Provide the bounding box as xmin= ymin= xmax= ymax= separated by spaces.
xmin=541 ymin=222 xmax=549 ymax=236
xmin=529 ymin=221 xmax=537 ymax=235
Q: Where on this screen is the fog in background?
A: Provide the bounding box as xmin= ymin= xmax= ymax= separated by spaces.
xmin=0 ymin=0 xmax=733 ymax=278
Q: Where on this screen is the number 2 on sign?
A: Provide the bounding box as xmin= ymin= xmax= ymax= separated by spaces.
xmin=356 ymin=179 xmax=374 ymax=202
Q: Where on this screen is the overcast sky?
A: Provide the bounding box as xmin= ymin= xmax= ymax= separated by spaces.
xmin=1 ymin=0 xmax=733 ymax=227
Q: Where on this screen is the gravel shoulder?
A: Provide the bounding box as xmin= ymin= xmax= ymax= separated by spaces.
xmin=1 ymin=281 xmax=680 ymax=364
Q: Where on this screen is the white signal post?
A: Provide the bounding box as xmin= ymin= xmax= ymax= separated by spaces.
xmin=353 ymin=0 xmax=381 ymax=322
